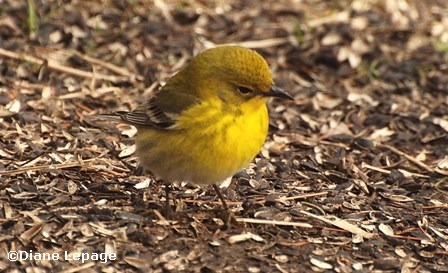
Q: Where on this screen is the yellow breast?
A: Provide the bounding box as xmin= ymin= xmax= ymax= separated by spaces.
xmin=135 ymin=98 xmax=269 ymax=185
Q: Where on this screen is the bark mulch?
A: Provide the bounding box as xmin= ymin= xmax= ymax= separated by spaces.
xmin=0 ymin=0 xmax=447 ymax=272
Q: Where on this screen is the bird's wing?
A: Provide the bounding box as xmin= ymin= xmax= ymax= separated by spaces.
xmin=99 ymin=90 xmax=200 ymax=129
xmin=114 ymin=96 xmax=176 ymax=129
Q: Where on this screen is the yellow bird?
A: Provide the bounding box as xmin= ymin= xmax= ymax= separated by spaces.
xmin=101 ymin=46 xmax=293 ymax=210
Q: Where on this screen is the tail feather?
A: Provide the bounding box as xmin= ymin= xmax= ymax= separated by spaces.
xmin=95 ymin=112 xmax=129 ymax=123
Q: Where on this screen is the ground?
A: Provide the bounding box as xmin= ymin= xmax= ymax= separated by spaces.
xmin=0 ymin=0 xmax=448 ymax=272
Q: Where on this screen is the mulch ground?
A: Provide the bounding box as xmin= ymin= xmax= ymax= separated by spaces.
xmin=1 ymin=0 xmax=447 ymax=272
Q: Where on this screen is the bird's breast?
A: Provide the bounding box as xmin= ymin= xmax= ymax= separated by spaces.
xmin=136 ymin=100 xmax=269 ymax=185
xmin=190 ymin=100 xmax=269 ymax=183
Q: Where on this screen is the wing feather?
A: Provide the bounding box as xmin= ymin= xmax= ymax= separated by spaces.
xmin=116 ymin=97 xmax=176 ymax=128
xmin=98 ymin=72 xmax=201 ymax=129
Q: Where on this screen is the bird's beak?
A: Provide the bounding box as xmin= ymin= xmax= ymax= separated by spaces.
xmin=265 ymin=86 xmax=294 ymax=100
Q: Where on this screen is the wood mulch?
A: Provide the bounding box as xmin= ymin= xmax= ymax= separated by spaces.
xmin=0 ymin=0 xmax=447 ymax=272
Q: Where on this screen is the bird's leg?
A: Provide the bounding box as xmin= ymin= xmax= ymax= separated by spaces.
xmin=212 ymin=184 xmax=241 ymax=229
xmin=164 ymin=184 xmax=174 ymax=218
xmin=212 ymin=184 xmax=229 ymax=210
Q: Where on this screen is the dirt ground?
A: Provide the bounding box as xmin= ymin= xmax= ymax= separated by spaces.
xmin=1 ymin=0 xmax=447 ymax=272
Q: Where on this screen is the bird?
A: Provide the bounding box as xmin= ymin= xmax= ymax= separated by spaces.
xmin=99 ymin=45 xmax=293 ymax=212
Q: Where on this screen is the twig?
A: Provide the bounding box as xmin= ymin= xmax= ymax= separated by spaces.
xmin=300 ymin=201 xmax=326 ymax=215
xmin=277 ymin=241 xmax=310 ymax=247
xmin=235 ymin=218 xmax=313 ymax=228
xmin=0 ymin=157 xmax=126 ymax=176
xmin=362 ymin=163 xmax=430 ymax=178
xmin=181 ymin=192 xmax=328 ymax=207
xmin=299 ymin=210 xmax=375 ymax=239
xmin=0 ymin=47 xmax=129 ymax=83
xmin=283 ymin=191 xmax=329 ymax=201
xmin=153 ymin=209 xmax=172 ymax=226
xmin=0 ymin=161 xmax=92 ymax=176
xmin=361 ymin=163 xmax=390 ymax=174
xmin=223 ymin=38 xmax=291 ymax=49
xmin=378 ymin=144 xmax=435 ymax=173
xmin=77 ymin=52 xmax=143 ymax=81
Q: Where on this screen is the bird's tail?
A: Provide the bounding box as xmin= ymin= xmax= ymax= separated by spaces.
xmin=94 ymin=112 xmax=130 ymax=123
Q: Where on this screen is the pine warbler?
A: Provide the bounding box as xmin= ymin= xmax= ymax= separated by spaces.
xmin=101 ymin=46 xmax=293 ymax=209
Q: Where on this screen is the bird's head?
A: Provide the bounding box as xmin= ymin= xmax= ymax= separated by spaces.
xmin=184 ymin=46 xmax=293 ymax=107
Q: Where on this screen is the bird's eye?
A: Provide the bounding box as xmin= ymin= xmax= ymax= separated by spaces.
xmin=237 ymin=86 xmax=253 ymax=94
